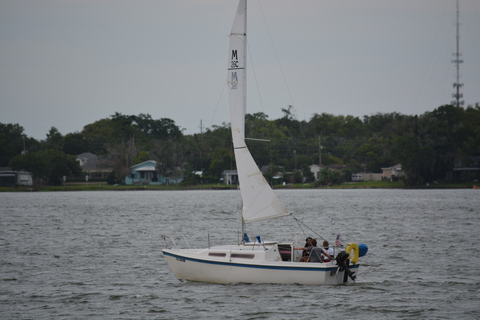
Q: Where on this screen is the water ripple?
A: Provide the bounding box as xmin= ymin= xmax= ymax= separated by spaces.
xmin=1 ymin=189 xmax=479 ymax=319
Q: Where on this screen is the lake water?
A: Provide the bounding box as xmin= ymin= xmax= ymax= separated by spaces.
xmin=1 ymin=189 xmax=479 ymax=319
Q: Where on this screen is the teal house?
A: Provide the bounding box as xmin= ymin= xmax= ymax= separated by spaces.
xmin=125 ymin=160 xmax=182 ymax=185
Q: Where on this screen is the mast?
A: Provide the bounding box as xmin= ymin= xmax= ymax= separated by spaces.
xmin=243 ymin=1 xmax=247 ymax=130
xmin=228 ymin=0 xmax=289 ymax=239
xmin=228 ymin=0 xmax=247 ymax=240
xmin=451 ymin=0 xmax=464 ymax=106
xmin=240 ymin=0 xmax=247 ymax=242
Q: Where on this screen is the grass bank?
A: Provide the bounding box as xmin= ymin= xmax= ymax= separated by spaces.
xmin=0 ymin=180 xmax=475 ymax=192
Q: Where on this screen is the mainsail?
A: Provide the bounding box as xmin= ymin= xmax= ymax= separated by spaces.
xmin=227 ymin=0 xmax=290 ymax=224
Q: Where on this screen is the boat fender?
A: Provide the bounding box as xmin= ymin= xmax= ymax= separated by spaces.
xmin=346 ymin=243 xmax=359 ymax=264
xmin=358 ymin=243 xmax=368 ymax=257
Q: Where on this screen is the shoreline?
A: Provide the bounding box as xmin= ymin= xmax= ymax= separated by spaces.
xmin=1 ymin=182 xmax=476 ymax=192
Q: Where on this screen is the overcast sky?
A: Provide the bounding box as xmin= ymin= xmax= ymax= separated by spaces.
xmin=1 ymin=0 xmax=479 ymax=140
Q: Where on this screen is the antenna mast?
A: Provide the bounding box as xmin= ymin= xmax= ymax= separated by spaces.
xmin=451 ymin=0 xmax=464 ymax=106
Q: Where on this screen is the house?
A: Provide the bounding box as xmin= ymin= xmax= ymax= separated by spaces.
xmin=260 ymin=165 xmax=285 ymax=184
xmin=381 ymin=163 xmax=403 ymax=180
xmin=309 ymin=164 xmax=347 ymax=181
xmin=352 ymin=172 xmax=383 ymax=182
xmin=448 ymin=156 xmax=480 ymax=182
xmin=0 ymin=167 xmax=33 ymax=186
xmin=221 ymin=170 xmax=238 ymax=185
xmin=309 ymin=164 xmax=326 ymax=181
xmin=352 ymin=173 xmax=363 ymax=182
xmin=76 ymin=152 xmax=112 ymax=179
xmin=125 ymin=160 xmax=182 ymax=185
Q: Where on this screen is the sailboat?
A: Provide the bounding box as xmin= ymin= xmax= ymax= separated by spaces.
xmin=162 ymin=0 xmax=364 ymax=285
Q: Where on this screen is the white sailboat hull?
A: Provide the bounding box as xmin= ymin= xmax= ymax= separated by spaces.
xmin=162 ymin=245 xmax=359 ymax=285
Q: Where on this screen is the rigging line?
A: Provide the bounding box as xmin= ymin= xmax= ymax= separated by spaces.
xmin=209 ymin=81 xmax=227 ymax=129
xmin=255 ymin=0 xmax=314 ymax=165
xmin=247 ymin=41 xmax=265 ymax=115
xmin=292 ymin=215 xmax=326 ymax=242
xmin=293 ymin=215 xmax=307 ymax=238
xmin=256 ymin=0 xmax=295 ymax=109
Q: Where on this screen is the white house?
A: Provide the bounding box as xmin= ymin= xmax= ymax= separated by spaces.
xmin=381 ymin=163 xmax=403 ymax=180
xmin=309 ymin=164 xmax=326 ymax=181
xmin=221 ymin=170 xmax=238 ymax=185
xmin=352 ymin=172 xmax=383 ymax=182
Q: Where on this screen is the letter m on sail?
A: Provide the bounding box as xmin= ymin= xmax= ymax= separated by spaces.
xmin=232 ymin=50 xmax=238 ymax=61
xmin=230 ymin=71 xmax=238 ymax=89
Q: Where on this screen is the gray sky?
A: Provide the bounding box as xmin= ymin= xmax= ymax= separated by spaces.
xmin=1 ymin=0 xmax=479 ymax=140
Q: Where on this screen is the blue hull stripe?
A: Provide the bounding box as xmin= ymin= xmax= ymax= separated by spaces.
xmin=163 ymin=251 xmax=360 ymax=272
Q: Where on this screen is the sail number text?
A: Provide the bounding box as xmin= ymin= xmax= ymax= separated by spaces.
xmin=230 ymin=50 xmax=239 ymax=89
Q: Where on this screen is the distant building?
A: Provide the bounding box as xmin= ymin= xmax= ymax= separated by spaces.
xmin=448 ymin=156 xmax=480 ymax=182
xmin=76 ymin=152 xmax=112 ymax=179
xmin=309 ymin=164 xmax=326 ymax=181
xmin=352 ymin=173 xmax=363 ymax=182
xmin=221 ymin=170 xmax=238 ymax=185
xmin=125 ymin=160 xmax=183 ymax=185
xmin=381 ymin=163 xmax=403 ymax=180
xmin=309 ymin=164 xmax=346 ymax=181
xmin=352 ymin=172 xmax=383 ymax=182
xmin=0 ymin=167 xmax=33 ymax=187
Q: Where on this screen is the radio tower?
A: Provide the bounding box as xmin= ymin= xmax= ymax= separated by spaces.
xmin=451 ymin=0 xmax=464 ymax=106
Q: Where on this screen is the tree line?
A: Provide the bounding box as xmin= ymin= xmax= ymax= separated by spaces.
xmin=1 ymin=104 xmax=479 ymax=186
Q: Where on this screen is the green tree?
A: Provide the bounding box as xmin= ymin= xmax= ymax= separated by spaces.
xmin=152 ymin=138 xmax=186 ymax=184
xmin=208 ymin=146 xmax=232 ymax=179
xmin=63 ymin=132 xmax=88 ymax=155
xmin=301 ymin=164 xmax=315 ymax=183
xmin=106 ymin=138 xmax=138 ymax=184
xmin=9 ymin=149 xmax=82 ymax=185
xmin=0 ymin=123 xmax=26 ymax=166
xmin=132 ymin=151 xmax=150 ymax=166
xmin=81 ymin=118 xmax=112 ymax=154
xmin=45 ymin=127 xmax=64 ymax=150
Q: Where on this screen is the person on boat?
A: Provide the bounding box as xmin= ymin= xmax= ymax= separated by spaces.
xmin=301 ymin=237 xmax=313 ymax=262
xmin=321 ymin=240 xmax=334 ymax=263
xmin=296 ymin=239 xmax=323 ymax=262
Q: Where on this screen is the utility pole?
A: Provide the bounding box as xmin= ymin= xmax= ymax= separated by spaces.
xmin=199 ymin=119 xmax=204 ymax=135
xmin=318 ymin=133 xmax=323 ymax=165
xmin=294 ymin=150 xmax=297 ymax=170
xmin=451 ymin=0 xmax=464 ymax=106
xmin=199 ymin=120 xmax=204 ymax=171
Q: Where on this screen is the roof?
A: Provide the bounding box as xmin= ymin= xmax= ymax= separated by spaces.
xmin=309 ymin=164 xmax=326 ymax=169
xmin=222 ymin=170 xmax=238 ymax=175
xmin=381 ymin=163 xmax=402 ymax=170
xmin=260 ymin=165 xmax=284 ymax=174
xmin=76 ymin=152 xmax=111 ymax=171
xmin=328 ymin=164 xmax=347 ymax=171
xmin=135 ymin=166 xmax=157 ymax=172
xmin=131 ymin=160 xmax=157 ymax=171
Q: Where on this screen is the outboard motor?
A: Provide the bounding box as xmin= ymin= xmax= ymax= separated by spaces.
xmin=335 ymin=251 xmax=356 ymax=282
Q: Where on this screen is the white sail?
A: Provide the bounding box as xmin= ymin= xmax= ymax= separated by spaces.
xmin=227 ymin=0 xmax=290 ymax=223
xmin=228 ymin=0 xmax=246 ymax=147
